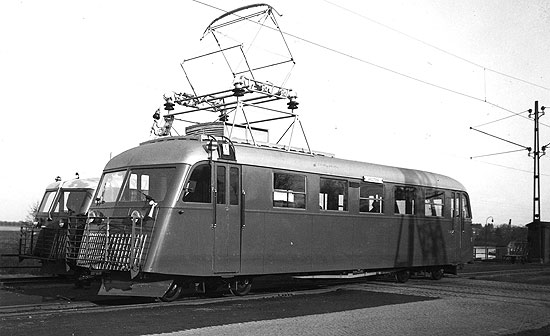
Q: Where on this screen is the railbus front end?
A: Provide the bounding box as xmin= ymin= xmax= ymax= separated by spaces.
xmin=19 ymin=177 xmax=99 ymax=275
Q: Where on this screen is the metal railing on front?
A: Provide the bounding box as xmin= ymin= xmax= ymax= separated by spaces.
xmin=19 ymin=216 xmax=87 ymax=262
xmin=72 ymin=215 xmax=151 ymax=276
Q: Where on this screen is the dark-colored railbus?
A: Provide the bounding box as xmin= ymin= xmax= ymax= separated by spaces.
xmin=19 ymin=177 xmax=98 ymax=275
xmin=74 ymin=125 xmax=472 ymax=300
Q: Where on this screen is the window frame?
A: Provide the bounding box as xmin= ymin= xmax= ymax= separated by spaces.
xmin=424 ymin=188 xmax=445 ymax=217
xmin=359 ymin=182 xmax=384 ymax=214
xmin=95 ymin=170 xmax=126 ymax=204
xmin=394 ymin=185 xmax=417 ymax=215
xmin=272 ymin=171 xmax=307 ymax=209
xmin=118 ymin=167 xmax=176 ymax=203
xmin=182 ymin=163 xmax=212 ymax=204
xmin=319 ymin=177 xmax=348 ymax=212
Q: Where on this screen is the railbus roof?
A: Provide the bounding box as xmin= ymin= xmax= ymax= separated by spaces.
xmin=45 ymin=177 xmax=100 ymax=191
xmin=106 ymin=136 xmax=466 ymax=191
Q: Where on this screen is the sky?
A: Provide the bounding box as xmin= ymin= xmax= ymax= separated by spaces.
xmin=1 ymin=0 xmax=549 ymax=225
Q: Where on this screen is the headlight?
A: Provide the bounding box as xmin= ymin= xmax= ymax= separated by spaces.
xmin=130 ymin=210 xmax=143 ymax=224
xmin=87 ymin=210 xmax=104 ymax=224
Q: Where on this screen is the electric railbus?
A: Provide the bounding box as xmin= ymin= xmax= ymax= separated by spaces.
xmin=69 ymin=3 xmax=471 ymax=300
xmin=19 ymin=176 xmax=99 ymax=275
xmin=73 ymin=124 xmax=472 ymax=301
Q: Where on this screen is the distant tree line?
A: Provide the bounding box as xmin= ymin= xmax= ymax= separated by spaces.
xmin=472 ymin=223 xmax=527 ymax=246
xmin=0 ymin=221 xmax=27 ymax=227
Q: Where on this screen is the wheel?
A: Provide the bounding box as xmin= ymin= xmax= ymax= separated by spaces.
xmin=160 ymin=281 xmax=183 ymax=302
xmin=430 ymin=268 xmax=444 ymax=280
xmin=395 ymin=270 xmax=410 ymax=283
xmin=229 ymin=278 xmax=252 ymax=296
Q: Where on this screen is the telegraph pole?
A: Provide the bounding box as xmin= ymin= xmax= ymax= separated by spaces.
xmin=530 ymin=101 xmax=541 ymax=224
xmin=471 ymin=100 xmax=548 ymax=262
xmin=530 ymin=101 xmax=547 ymax=263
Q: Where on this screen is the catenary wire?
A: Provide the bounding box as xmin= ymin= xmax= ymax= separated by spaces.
xmin=322 ymin=0 xmax=550 ymax=92
xmin=192 ymin=0 xmax=549 ymax=128
xmin=472 ymin=110 xmax=530 ymax=128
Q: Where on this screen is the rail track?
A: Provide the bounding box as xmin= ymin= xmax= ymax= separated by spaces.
xmin=0 ymin=276 xmax=69 ymax=286
xmin=1 ymin=265 xmax=549 ymax=318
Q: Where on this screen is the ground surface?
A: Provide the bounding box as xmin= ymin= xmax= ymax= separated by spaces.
xmin=1 ymin=262 xmax=550 ymax=336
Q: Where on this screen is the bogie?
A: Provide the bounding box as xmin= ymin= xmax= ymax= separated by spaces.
xmin=430 ymin=268 xmax=444 ymax=280
xmin=395 ymin=270 xmax=410 ymax=283
xmin=229 ymin=278 xmax=253 ymax=296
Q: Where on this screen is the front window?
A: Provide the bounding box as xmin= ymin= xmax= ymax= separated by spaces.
xmin=96 ymin=171 xmax=125 ymax=204
xmin=63 ymin=190 xmax=94 ymax=215
xmin=38 ymin=191 xmax=57 ymax=213
xmin=120 ymin=168 xmax=176 ymax=203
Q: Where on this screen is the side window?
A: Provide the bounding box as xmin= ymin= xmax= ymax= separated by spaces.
xmin=359 ymin=183 xmax=383 ymax=213
xmin=273 ymin=172 xmax=306 ymax=208
xmin=183 ymin=164 xmax=211 ymax=203
xmin=461 ymin=193 xmax=471 ymax=219
xmin=425 ymin=189 xmax=444 ymax=217
xmin=39 ymin=191 xmax=57 ymax=213
xmin=394 ymin=186 xmax=416 ymax=215
xmin=320 ymin=178 xmax=348 ymax=211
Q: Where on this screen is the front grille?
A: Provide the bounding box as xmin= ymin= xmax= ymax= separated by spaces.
xmin=73 ymin=216 xmax=151 ymax=273
xmin=19 ymin=216 xmax=87 ymax=262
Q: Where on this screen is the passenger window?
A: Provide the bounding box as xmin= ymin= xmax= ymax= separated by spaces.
xmin=273 ymin=172 xmax=306 ymax=209
xmin=425 ymin=189 xmax=444 ymax=217
xmin=394 ymin=186 xmax=416 ymax=215
xmin=359 ymin=183 xmax=383 ymax=213
xmin=183 ymin=164 xmax=211 ymax=203
xmin=319 ymin=178 xmax=348 ymax=211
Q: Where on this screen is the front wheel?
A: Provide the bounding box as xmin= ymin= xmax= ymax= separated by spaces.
xmin=160 ymin=281 xmax=183 ymax=302
xmin=229 ymin=278 xmax=252 ymax=296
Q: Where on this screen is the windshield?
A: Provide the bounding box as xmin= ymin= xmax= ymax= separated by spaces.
xmin=38 ymin=191 xmax=57 ymax=213
xmin=63 ymin=190 xmax=94 ymax=214
xmin=96 ymin=171 xmax=126 ymax=204
xmin=119 ymin=167 xmax=176 ymax=203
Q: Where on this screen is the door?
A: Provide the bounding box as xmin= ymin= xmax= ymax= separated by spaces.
xmin=450 ymin=192 xmax=461 ymax=263
xmin=213 ymin=163 xmax=242 ymax=273
xmin=459 ymin=193 xmax=472 ymax=262
xmin=451 ymin=192 xmax=470 ymax=263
